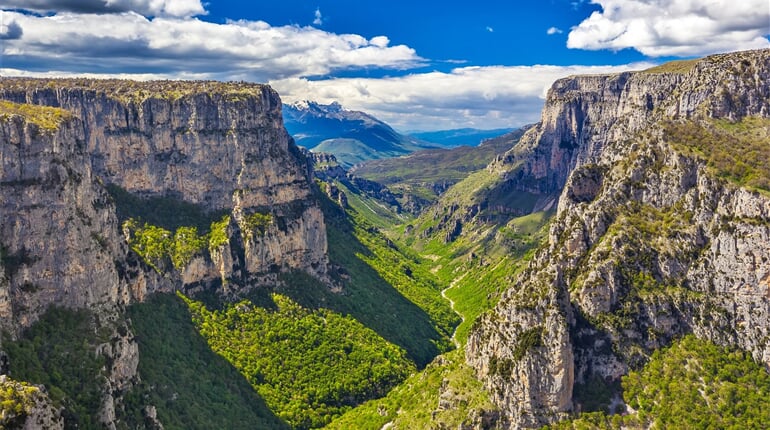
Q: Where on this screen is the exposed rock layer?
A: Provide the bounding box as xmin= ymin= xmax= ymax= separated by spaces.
xmin=0 ymin=79 xmax=331 ymax=429
xmin=0 ymin=79 xmax=328 ymax=299
xmin=467 ymin=49 xmax=770 ymax=428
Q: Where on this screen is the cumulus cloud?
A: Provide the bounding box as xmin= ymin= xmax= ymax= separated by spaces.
xmin=567 ymin=0 xmax=770 ymax=57
xmin=313 ymin=8 xmax=323 ymax=26
xmin=0 ymin=10 xmax=421 ymax=81
xmin=271 ymin=63 xmax=653 ymax=130
xmin=0 ymin=0 xmax=205 ymax=17
xmin=547 ymin=27 xmax=563 ymax=35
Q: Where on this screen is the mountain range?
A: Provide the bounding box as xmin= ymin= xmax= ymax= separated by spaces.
xmin=283 ymin=101 xmax=436 ymax=167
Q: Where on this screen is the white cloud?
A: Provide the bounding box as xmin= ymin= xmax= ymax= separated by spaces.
xmin=547 ymin=27 xmax=563 ymax=35
xmin=0 ymin=10 xmax=421 ymax=81
xmin=271 ymin=63 xmax=653 ymax=130
xmin=0 ymin=0 xmax=205 ymax=17
xmin=568 ymin=0 xmax=770 ymax=57
xmin=313 ymin=8 xmax=323 ymax=26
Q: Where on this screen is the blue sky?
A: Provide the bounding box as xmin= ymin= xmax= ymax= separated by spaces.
xmin=0 ymin=0 xmax=769 ymax=130
xmin=206 ymin=1 xmax=646 ymax=69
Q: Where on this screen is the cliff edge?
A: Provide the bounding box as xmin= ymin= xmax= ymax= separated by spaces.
xmin=466 ymin=49 xmax=770 ymax=428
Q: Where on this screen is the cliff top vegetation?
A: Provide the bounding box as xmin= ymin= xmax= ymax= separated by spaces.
xmin=0 ymin=77 xmax=270 ymax=104
xmin=0 ymin=99 xmax=72 ymax=131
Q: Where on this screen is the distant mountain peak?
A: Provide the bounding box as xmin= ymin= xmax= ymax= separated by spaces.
xmin=288 ymin=100 xmax=346 ymax=114
xmin=283 ymin=99 xmax=435 ymax=167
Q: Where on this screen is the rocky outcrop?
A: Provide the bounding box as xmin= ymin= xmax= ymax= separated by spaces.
xmin=0 ymin=79 xmax=333 ymax=429
xmin=0 ymin=108 xmax=134 ymax=331
xmin=308 ymin=151 xmax=402 ymax=211
xmin=467 ymin=49 xmax=770 ymax=428
xmin=0 ymin=79 xmax=329 ymax=291
xmin=0 ymin=375 xmax=63 ymax=430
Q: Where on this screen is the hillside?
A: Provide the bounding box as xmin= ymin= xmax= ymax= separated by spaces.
xmin=351 ymin=127 xmax=529 ymax=214
xmin=283 ymin=101 xmax=435 ymax=167
xmin=327 ymin=49 xmax=770 ymax=429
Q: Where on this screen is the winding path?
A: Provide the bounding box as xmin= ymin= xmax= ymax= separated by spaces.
xmin=441 ymin=273 xmax=467 ymax=348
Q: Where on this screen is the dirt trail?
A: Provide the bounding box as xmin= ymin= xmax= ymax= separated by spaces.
xmin=441 ymin=273 xmax=467 ymax=348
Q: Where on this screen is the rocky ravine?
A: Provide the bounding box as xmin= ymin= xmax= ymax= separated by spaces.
xmin=466 ymin=49 xmax=770 ymax=428
xmin=0 ymin=79 xmax=330 ymax=428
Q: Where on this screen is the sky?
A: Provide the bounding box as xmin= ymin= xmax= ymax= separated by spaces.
xmin=0 ymin=1 xmax=768 ymax=131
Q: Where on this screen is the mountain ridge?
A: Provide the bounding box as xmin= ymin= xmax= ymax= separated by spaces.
xmin=283 ymin=100 xmax=436 ymax=167
xmin=465 ymin=48 xmax=770 ymax=428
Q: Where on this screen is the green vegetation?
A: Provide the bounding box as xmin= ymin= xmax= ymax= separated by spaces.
xmin=641 ymin=59 xmax=699 ymax=74
xmin=0 ymin=377 xmax=42 ymax=428
xmin=123 ymin=213 xmax=235 ymax=271
xmin=0 ymin=100 xmax=72 ymax=131
xmin=208 ymin=215 xmax=231 ymax=251
xmin=665 ymin=117 xmax=770 ymax=192
xmin=439 ymin=168 xmax=500 ymax=207
xmin=332 ymin=180 xmax=406 ymax=228
xmin=126 ymin=293 xmax=288 ymax=430
xmin=182 ymin=292 xmax=415 ymax=429
xmin=123 ymin=220 xmax=208 ymax=271
xmin=0 ymin=78 xmax=267 ymax=104
xmin=624 ymin=335 xmax=770 ymax=429
xmin=415 ymin=210 xmax=552 ymax=345
xmin=274 ymin=194 xmax=457 ymax=366
xmin=242 ymin=212 xmax=273 ymax=237
xmin=325 ymin=349 xmax=497 ymax=430
xmin=346 ymin=211 xmax=458 ymax=339
xmin=122 ymin=184 xmax=459 ymax=429
xmin=547 ymin=336 xmax=770 ymax=429
xmin=2 ymin=308 xmax=109 ymax=430
xmin=352 ymin=128 xmax=525 ymax=210
xmin=172 ymin=226 xmax=208 ymax=268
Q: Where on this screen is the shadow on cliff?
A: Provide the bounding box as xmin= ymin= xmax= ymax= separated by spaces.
xmin=127 ymin=293 xmax=290 ymax=430
xmin=275 ymin=192 xmax=447 ymax=368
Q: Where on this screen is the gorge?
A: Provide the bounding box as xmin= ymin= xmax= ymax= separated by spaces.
xmin=1 ymin=49 xmax=769 ymax=430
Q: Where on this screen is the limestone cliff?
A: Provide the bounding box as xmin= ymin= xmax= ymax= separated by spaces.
xmin=0 ymin=79 xmax=331 ymax=428
xmin=466 ymin=49 xmax=770 ymax=428
xmin=0 ymin=103 xmax=133 ymax=330
xmin=0 ymin=79 xmax=328 ymax=291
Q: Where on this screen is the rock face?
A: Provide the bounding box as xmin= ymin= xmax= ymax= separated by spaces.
xmin=467 ymin=49 xmax=770 ymax=428
xmin=0 ymin=106 xmax=161 ymax=429
xmin=308 ymin=151 xmax=402 ymax=211
xmin=0 ymin=79 xmax=328 ymax=292
xmin=0 ymin=108 xmax=132 ymax=331
xmin=0 ymin=79 xmax=332 ymax=428
xmin=0 ymin=375 xmax=64 ymax=430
